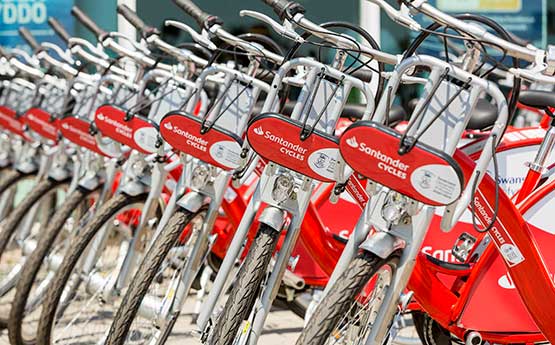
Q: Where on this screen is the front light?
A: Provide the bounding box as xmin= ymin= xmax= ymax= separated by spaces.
xmin=381 ymin=191 xmax=408 ymax=224
xmin=191 ymin=164 xmax=210 ymax=189
xmin=272 ymin=173 xmax=294 ymax=203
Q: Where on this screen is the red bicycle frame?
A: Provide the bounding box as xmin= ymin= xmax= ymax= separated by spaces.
xmin=409 ymin=148 xmax=555 ymax=343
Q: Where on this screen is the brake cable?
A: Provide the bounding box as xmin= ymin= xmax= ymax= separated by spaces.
xmin=201 ymin=79 xmax=253 ymax=133
xmin=397 ymin=67 xmax=450 ymax=153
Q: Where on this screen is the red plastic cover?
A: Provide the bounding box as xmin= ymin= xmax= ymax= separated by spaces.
xmin=0 ymin=105 xmax=28 ymax=139
xmin=246 ymin=113 xmax=341 ymax=183
xmin=160 ymin=112 xmax=243 ymax=171
xmin=24 ymin=108 xmax=59 ymax=142
xmin=95 ymin=105 xmax=159 ymax=154
xmin=339 ymin=121 xmax=463 ymax=206
xmin=59 ymin=115 xmax=119 ymax=158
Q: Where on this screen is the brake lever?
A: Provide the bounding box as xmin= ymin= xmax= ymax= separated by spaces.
xmin=108 ymin=32 xmax=151 ymax=55
xmin=367 ymin=0 xmax=421 ymax=31
xmin=40 ymin=42 xmax=75 ymax=65
xmin=165 ymin=20 xmax=217 ymax=51
xmin=239 ymin=10 xmax=304 ymax=43
xmin=10 ymin=48 xmax=40 ymax=67
xmin=68 ymin=37 xmax=110 ymax=59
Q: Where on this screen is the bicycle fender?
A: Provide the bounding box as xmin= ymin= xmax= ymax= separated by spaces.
xmin=258 ymin=206 xmax=286 ymax=231
xmin=176 ymin=191 xmax=205 ymax=213
xmin=359 ymin=231 xmax=405 ymax=259
xmin=120 ymin=179 xmax=148 ymax=196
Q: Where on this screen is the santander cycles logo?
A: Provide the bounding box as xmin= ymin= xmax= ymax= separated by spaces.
xmin=345 ymin=136 xmax=358 ymax=148
xmin=253 ymin=126 xmax=264 ymax=136
xmin=164 ymin=122 xmax=173 ymax=131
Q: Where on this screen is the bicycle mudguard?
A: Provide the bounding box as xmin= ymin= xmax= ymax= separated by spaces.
xmin=94 ymin=104 xmax=159 ymax=154
xmin=0 ymin=105 xmax=28 ymax=139
xmin=159 ymin=111 xmax=243 ymax=171
xmin=24 ymin=108 xmax=60 ymax=143
xmin=339 ymin=121 xmax=464 ymax=206
xmin=59 ymin=115 xmax=119 ymax=158
xmin=246 ymin=113 xmax=341 ymax=183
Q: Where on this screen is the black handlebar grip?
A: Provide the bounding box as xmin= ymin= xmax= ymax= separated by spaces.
xmin=172 ymin=0 xmax=220 ymax=28
xmin=117 ymin=4 xmax=156 ymax=36
xmin=71 ymin=6 xmax=107 ymax=39
xmin=260 ymin=0 xmax=304 ymax=20
xmin=18 ymin=27 xmax=40 ymax=51
xmin=48 ymin=17 xmax=71 ymax=44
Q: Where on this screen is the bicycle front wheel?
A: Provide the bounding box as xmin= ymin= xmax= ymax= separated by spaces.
xmin=0 ymin=177 xmax=69 ymax=327
xmin=208 ymin=223 xmax=280 ymax=345
xmin=8 ymin=186 xmax=96 ymax=345
xmin=106 ymin=206 xmax=208 ymax=345
xmin=36 ymin=193 xmax=150 ymax=345
xmin=296 ymin=251 xmax=400 ymax=345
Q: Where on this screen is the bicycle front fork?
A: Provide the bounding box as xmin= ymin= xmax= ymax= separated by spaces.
xmin=362 ymin=206 xmax=434 ymax=344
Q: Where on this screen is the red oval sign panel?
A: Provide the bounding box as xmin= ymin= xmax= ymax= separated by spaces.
xmin=339 ymin=121 xmax=464 ymax=206
xmin=246 ymin=114 xmax=341 ymax=183
xmin=95 ymin=105 xmax=159 ymax=154
xmin=160 ymin=112 xmax=243 ymax=171
xmin=24 ymin=108 xmax=59 ymax=143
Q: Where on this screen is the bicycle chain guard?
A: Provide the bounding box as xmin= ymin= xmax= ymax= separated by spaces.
xmin=339 ymin=121 xmax=464 ymax=206
xmin=94 ymin=104 xmax=159 ymax=154
xmin=246 ymin=113 xmax=341 ymax=183
xmin=160 ymin=111 xmax=243 ymax=171
xmin=24 ymin=107 xmax=59 ymax=143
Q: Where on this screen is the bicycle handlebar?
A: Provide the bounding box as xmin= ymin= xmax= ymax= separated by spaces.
xmin=255 ymin=0 xmax=398 ymax=64
xmin=369 ymin=0 xmax=539 ymax=62
xmin=18 ymin=28 xmax=40 ymax=51
xmin=172 ymin=0 xmax=221 ymax=28
xmin=71 ymin=6 xmax=107 ymax=39
xmin=260 ymin=0 xmax=305 ymax=20
xmin=48 ymin=18 xmax=71 ymax=44
xmin=117 ymin=4 xmax=158 ymax=37
xmin=417 ymin=2 xmax=538 ymax=62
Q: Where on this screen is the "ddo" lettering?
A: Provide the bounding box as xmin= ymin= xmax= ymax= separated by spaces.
xmin=0 ymin=2 xmax=47 ymax=25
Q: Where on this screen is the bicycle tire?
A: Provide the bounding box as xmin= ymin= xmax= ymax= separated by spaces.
xmin=0 ymin=178 xmax=68 ymax=327
xmin=0 ymin=169 xmax=26 ymax=192
xmin=0 ymin=169 xmax=31 ymax=221
xmin=208 ymin=223 xmax=280 ymax=345
xmin=8 ymin=186 xmax=94 ymax=345
xmin=36 ymin=193 xmax=147 ymax=345
xmin=0 ymin=178 xmax=67 ymax=259
xmin=412 ymin=311 xmax=452 ymax=345
xmin=105 ymin=206 xmax=207 ymax=345
xmin=296 ymin=251 xmax=400 ymax=345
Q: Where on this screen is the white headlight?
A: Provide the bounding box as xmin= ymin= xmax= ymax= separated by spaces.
xmin=381 ymin=191 xmax=408 ymax=224
xmin=191 ymin=164 xmax=210 ymax=189
xmin=272 ymin=174 xmax=294 ymax=203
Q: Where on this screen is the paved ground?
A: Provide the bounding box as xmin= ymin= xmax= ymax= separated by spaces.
xmin=0 ymin=307 xmax=422 ymax=345
xmin=0 ymin=293 xmax=423 ymax=345
xmin=0 ymin=296 xmax=304 ymax=345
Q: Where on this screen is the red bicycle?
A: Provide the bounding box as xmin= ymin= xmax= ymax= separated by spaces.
xmin=299 ymin=1 xmax=555 ymax=344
